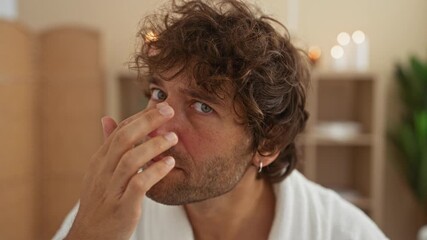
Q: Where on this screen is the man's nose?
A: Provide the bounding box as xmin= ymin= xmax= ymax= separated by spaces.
xmin=148 ymin=101 xmax=182 ymax=138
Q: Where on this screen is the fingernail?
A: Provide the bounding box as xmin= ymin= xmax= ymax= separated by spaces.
xmin=101 ymin=118 xmax=106 ymax=138
xmin=156 ymin=102 xmax=174 ymax=117
xmin=164 ymin=156 xmax=175 ymax=166
xmin=101 ymin=117 xmax=106 ymax=129
xmin=164 ymin=132 xmax=178 ymax=143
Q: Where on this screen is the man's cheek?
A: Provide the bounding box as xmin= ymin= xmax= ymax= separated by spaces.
xmin=179 ymin=134 xmax=209 ymax=158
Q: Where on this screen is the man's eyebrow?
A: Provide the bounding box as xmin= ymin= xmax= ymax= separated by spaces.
xmin=148 ymin=76 xmax=163 ymax=86
xmin=148 ymin=75 xmax=224 ymax=105
xmin=180 ymin=88 xmax=224 ymax=105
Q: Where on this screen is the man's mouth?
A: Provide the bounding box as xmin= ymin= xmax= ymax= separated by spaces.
xmin=152 ymin=155 xmax=164 ymax=162
xmin=144 ymin=154 xmax=178 ymax=169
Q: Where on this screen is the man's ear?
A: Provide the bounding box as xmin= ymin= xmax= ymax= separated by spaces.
xmin=252 ymin=150 xmax=280 ymax=167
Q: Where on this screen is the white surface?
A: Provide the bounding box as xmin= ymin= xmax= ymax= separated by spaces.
xmin=315 ymin=121 xmax=362 ymax=140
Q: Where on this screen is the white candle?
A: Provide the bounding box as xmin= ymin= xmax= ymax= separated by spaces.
xmin=337 ymin=32 xmax=354 ymax=71
xmin=331 ymin=45 xmax=347 ymax=71
xmin=0 ymin=0 xmax=17 ymax=20
xmin=352 ymin=30 xmax=369 ymax=71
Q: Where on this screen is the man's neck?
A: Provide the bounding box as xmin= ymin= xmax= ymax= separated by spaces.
xmin=184 ymin=168 xmax=276 ymax=240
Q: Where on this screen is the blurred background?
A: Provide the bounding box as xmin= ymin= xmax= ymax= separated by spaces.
xmin=1 ymin=0 xmax=427 ymax=239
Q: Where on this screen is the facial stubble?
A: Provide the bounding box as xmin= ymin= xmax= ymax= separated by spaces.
xmin=146 ymin=144 xmax=254 ymax=205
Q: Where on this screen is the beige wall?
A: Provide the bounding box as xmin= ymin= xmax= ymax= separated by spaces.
xmin=17 ymin=0 xmax=427 ymax=239
xmin=18 ymin=0 xmax=169 ymax=119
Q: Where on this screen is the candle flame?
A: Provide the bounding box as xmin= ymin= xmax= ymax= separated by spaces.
xmin=308 ymin=46 xmax=322 ymax=63
xmin=145 ymin=31 xmax=158 ymax=43
xmin=352 ymin=30 xmax=366 ymax=44
xmin=331 ymin=45 xmax=344 ymax=59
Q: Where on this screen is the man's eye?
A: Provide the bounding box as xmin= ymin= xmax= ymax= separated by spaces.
xmin=193 ymin=102 xmax=213 ymax=114
xmin=151 ymin=89 xmax=167 ymax=101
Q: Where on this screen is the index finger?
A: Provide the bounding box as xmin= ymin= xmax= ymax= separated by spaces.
xmin=103 ymin=102 xmax=175 ymax=171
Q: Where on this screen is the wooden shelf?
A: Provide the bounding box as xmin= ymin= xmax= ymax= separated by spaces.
xmin=336 ymin=189 xmax=371 ymax=211
xmin=313 ymin=71 xmax=376 ymax=81
xmin=349 ymin=197 xmax=372 ymax=211
xmin=300 ymin=71 xmax=385 ymax=227
xmin=299 ymin=133 xmax=373 ymax=146
xmin=313 ymin=133 xmax=372 ymax=146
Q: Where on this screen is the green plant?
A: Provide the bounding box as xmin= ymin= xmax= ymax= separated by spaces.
xmin=391 ymin=56 xmax=427 ymax=204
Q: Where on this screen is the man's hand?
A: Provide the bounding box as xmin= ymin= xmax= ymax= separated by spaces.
xmin=66 ymin=102 xmax=177 ymax=240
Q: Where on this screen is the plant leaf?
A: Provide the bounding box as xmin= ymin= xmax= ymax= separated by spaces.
xmin=391 ymin=55 xmax=427 ymax=204
xmin=397 ymin=123 xmax=419 ymax=188
xmin=417 ymin=152 xmax=427 ymax=201
xmin=410 ymin=56 xmax=427 ymax=87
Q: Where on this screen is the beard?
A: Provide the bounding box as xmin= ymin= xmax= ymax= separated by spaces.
xmin=146 ymin=144 xmax=254 ymax=205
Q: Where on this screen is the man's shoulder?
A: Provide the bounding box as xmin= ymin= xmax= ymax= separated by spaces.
xmin=278 ymin=170 xmax=363 ymax=213
xmin=271 ymin=170 xmax=388 ymax=240
xmin=277 ymin=170 xmax=373 ymax=223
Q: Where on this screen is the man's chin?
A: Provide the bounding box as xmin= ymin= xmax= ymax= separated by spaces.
xmin=145 ymin=169 xmax=190 ymax=205
xmin=145 ymin=171 xmax=213 ymax=205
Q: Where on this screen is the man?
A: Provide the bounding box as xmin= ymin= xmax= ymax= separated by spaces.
xmin=54 ymin=0 xmax=388 ymax=239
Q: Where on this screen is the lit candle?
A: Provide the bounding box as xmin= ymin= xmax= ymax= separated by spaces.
xmin=337 ymin=32 xmax=351 ymax=46
xmin=331 ymin=45 xmax=346 ymax=71
xmin=338 ymin=32 xmax=353 ymax=70
xmin=144 ymin=31 xmax=158 ymax=43
xmin=0 ymin=0 xmax=17 ymax=20
xmin=352 ymin=30 xmax=369 ymax=71
xmin=308 ymin=46 xmax=322 ymax=65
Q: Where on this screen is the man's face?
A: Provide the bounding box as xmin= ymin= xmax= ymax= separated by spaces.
xmin=143 ymin=71 xmax=255 ymax=205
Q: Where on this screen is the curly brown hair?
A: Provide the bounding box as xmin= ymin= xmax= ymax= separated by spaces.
xmin=132 ymin=0 xmax=310 ymax=183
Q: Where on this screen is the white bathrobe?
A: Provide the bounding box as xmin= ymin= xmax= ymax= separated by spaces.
xmin=53 ymin=171 xmax=388 ymax=240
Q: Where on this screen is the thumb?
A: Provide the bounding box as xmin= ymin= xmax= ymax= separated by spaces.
xmin=101 ymin=116 xmax=118 ymax=140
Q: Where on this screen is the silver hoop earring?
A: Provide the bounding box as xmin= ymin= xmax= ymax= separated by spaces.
xmin=258 ymin=161 xmax=263 ymax=173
